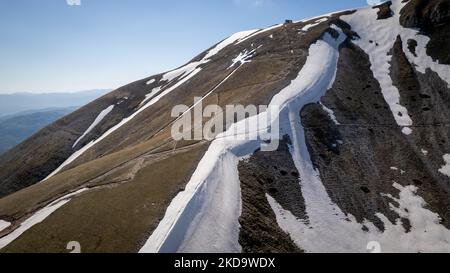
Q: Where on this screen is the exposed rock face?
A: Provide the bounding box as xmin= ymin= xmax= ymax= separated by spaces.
xmin=374 ymin=1 xmax=394 ymax=20
xmin=0 ymin=84 xmax=149 ymax=198
xmin=238 ymin=139 xmax=304 ymax=253
xmin=400 ymin=0 xmax=450 ymax=29
xmin=400 ymin=0 xmax=450 ymax=64
xmin=302 ymin=35 xmax=450 ymax=232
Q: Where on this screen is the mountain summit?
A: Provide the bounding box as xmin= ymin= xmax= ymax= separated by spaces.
xmin=0 ymin=0 xmax=449 ymax=253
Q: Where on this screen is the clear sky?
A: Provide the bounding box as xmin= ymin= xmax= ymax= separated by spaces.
xmin=0 ymin=0 xmax=372 ymax=93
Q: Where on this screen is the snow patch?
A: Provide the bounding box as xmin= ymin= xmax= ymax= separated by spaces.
xmin=0 ymin=220 xmax=11 ymax=233
xmin=402 ymin=127 xmax=413 ymax=135
xmin=139 ymin=86 xmax=162 ymax=107
xmin=399 ymin=31 xmax=450 ymax=88
xmin=72 ymin=105 xmax=114 ymax=148
xmin=235 ymin=24 xmax=282 ymax=45
xmin=228 ymin=48 xmax=257 ymax=69
xmin=320 ymin=102 xmax=340 ymax=125
xmin=301 ymin=17 xmax=328 ymax=32
xmin=160 ymin=153 xmax=243 ymax=253
xmin=342 ymin=2 xmax=414 ymax=135
xmin=267 ymin=181 xmax=450 ymax=253
xmin=0 ymin=188 xmax=88 ymax=250
xmin=439 ymin=154 xmax=450 ymax=178
xmin=146 ymin=78 xmax=156 ymax=85
xmin=206 ymin=29 xmax=259 ymax=59
xmin=44 ymin=65 xmax=203 ymax=181
xmin=391 ymin=167 xmax=406 ymax=175
xmin=44 ymin=29 xmax=260 ymax=181
xmin=141 ymin=25 xmax=347 ymax=253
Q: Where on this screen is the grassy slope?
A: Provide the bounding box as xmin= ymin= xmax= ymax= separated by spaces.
xmin=1 ymin=142 xmax=208 ymax=253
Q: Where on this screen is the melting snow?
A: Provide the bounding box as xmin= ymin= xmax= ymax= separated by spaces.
xmin=342 ymin=1 xmax=414 ymax=135
xmin=398 ymin=32 xmax=450 ymax=88
xmin=0 ymin=188 xmax=88 ymax=250
xmin=0 ymin=220 xmax=11 ymax=233
xmin=301 ymin=17 xmax=328 ymax=32
xmin=294 ymin=12 xmax=335 ymax=24
xmin=206 ymin=29 xmax=259 ymax=58
xmin=439 ymin=154 xmax=450 ymax=178
xmin=391 ymin=167 xmax=406 ymax=175
xmin=268 ymin=181 xmax=450 ymax=253
xmin=142 ymin=12 xmax=450 ymax=252
xmin=44 ymin=29 xmax=260 ymax=181
xmin=320 ymin=102 xmax=340 ymax=125
xmin=139 ymin=86 xmax=162 ymax=107
xmin=235 ymin=24 xmax=282 ymax=45
xmin=146 ymin=79 xmax=156 ymax=85
xmin=72 ymin=105 xmax=114 ymax=148
xmin=163 ymin=153 xmax=243 ymax=253
xmin=228 ymin=49 xmax=257 ymax=69
xmin=402 ymin=127 xmax=413 ymax=135
xmin=141 ymin=24 xmax=347 ymax=253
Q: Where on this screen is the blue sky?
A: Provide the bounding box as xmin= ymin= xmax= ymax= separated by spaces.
xmin=0 ymin=0 xmax=371 ymax=93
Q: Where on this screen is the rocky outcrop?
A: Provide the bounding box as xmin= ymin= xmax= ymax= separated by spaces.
xmin=400 ymin=0 xmax=450 ymax=29
xmin=374 ymin=1 xmax=394 ymax=20
xmin=400 ymin=0 xmax=450 ymax=64
xmin=238 ymin=139 xmax=304 ymax=253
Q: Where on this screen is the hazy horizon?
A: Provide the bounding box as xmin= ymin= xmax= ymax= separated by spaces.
xmin=0 ymin=0 xmax=376 ymax=94
xmin=0 ymin=88 xmax=111 ymax=95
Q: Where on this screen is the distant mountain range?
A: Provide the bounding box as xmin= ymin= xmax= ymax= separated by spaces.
xmin=0 ymin=89 xmax=110 ymax=118
xmin=0 ymin=107 xmax=77 ymax=155
xmin=0 ymin=90 xmax=110 ymax=155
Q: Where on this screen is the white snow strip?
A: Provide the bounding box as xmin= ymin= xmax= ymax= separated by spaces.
xmin=342 ymin=1 xmax=414 ymax=135
xmin=228 ymin=49 xmax=257 ymax=69
xmin=140 ymin=26 xmax=347 ymax=253
xmin=43 ymin=29 xmax=260 ymax=181
xmin=205 ymin=29 xmax=259 ymax=59
xmin=0 ymin=188 xmax=88 ymax=249
xmin=146 ymin=78 xmax=156 ymax=85
xmin=320 ymin=102 xmax=340 ymax=125
xmin=72 ymin=105 xmax=114 ymax=148
xmin=439 ymin=154 xmax=450 ymax=178
xmin=139 ymin=86 xmax=162 ymax=107
xmin=236 ymin=24 xmax=282 ymax=45
xmin=174 ymin=153 xmax=242 ymax=253
xmin=402 ymin=127 xmax=413 ymax=135
xmin=44 ymin=66 xmax=202 ymax=181
xmin=142 ymin=13 xmax=450 ymax=252
xmin=0 ymin=220 xmax=11 ymax=233
xmin=294 ymin=11 xmax=338 ymax=24
xmin=398 ymin=30 xmax=450 ymax=88
xmin=301 ymin=17 xmax=329 ymax=32
xmin=267 ymin=180 xmax=450 ymax=253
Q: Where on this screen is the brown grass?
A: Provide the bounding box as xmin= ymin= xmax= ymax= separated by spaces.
xmin=1 ymin=142 xmax=208 ymax=253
